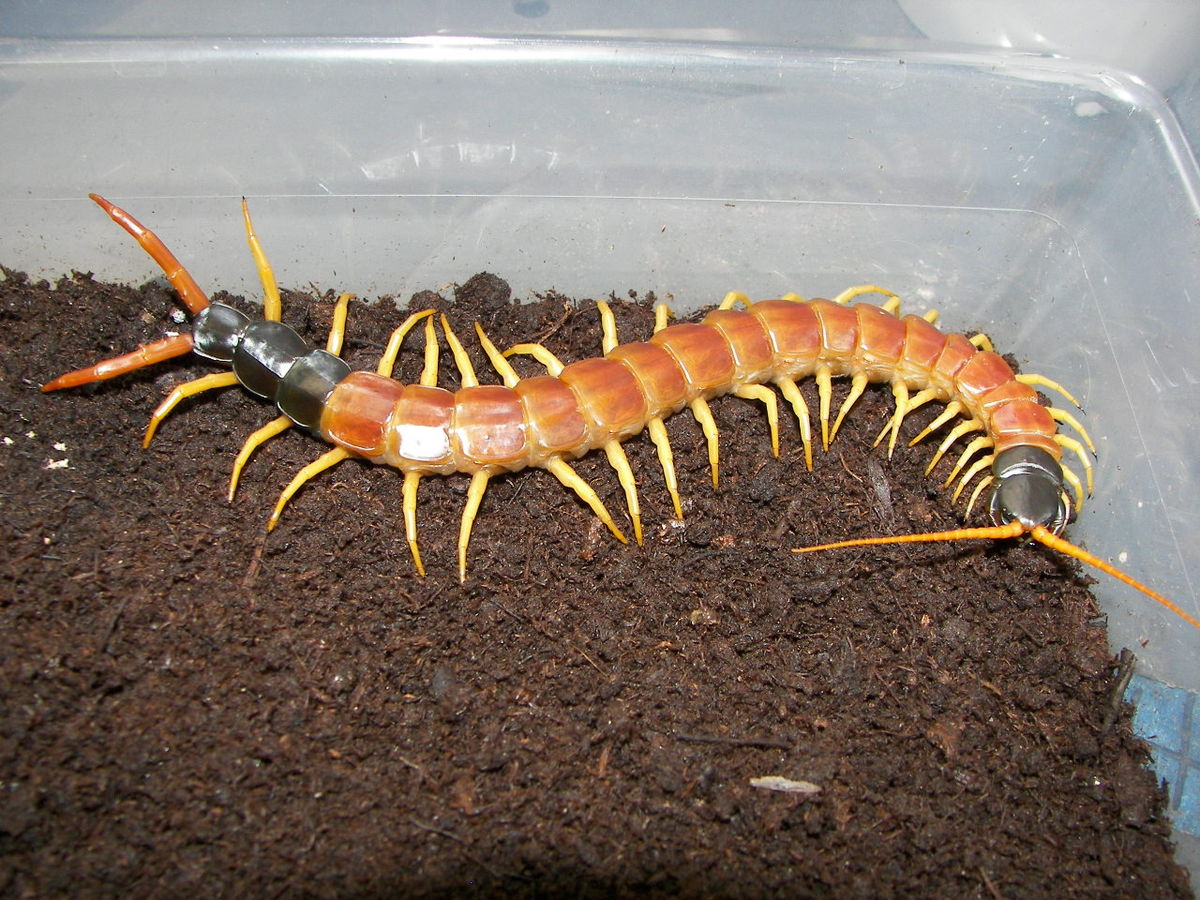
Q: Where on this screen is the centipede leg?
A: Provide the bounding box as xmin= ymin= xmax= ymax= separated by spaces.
xmin=873 ymin=381 xmax=910 ymax=457
xmin=144 ymin=371 xmax=239 ymax=446
xmin=456 ymin=470 xmax=493 ymax=581
xmin=646 ymin=417 xmax=683 ymax=519
xmin=815 ymin=368 xmax=834 ymax=450
xmin=775 ymin=379 xmax=814 ymax=472
xmin=544 ymin=458 xmax=628 ymax=544
xmin=690 ymin=398 xmax=721 ymax=488
xmin=603 ymin=441 xmax=644 ymax=545
xmin=733 ymin=384 xmax=780 ymax=457
xmin=267 ymin=447 xmax=353 ymax=530
xmin=830 ymin=373 xmax=868 ymax=446
xmin=403 ymin=471 xmax=426 ymax=576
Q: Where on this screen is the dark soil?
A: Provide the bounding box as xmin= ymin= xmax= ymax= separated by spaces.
xmin=0 ymin=268 xmax=1191 ymax=898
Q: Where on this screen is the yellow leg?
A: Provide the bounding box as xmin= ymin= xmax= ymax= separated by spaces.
xmin=504 ymin=342 xmax=565 ymax=375
xmin=872 ymin=381 xmax=910 ymax=457
xmin=830 ymin=284 xmax=899 ymax=306
xmin=690 ymin=397 xmax=721 ymax=488
xmin=968 ymin=332 xmax=994 ymax=351
xmin=815 ymin=367 xmax=834 ymax=451
xmin=1055 ymin=433 xmax=1095 ymax=496
xmin=597 ymin=300 xmax=619 ymax=354
xmin=475 ymin=322 xmax=521 ymax=387
xmin=952 ymin=455 xmax=994 ymax=501
xmin=1060 ymin=465 xmax=1086 ymax=510
xmin=144 ymin=371 xmax=239 ymax=447
xmin=718 ymin=291 xmax=751 ymax=311
xmin=402 ymin=471 xmax=425 ymax=576
xmin=1048 ymin=407 xmax=1097 ymax=454
xmin=440 ymin=315 xmax=478 ymax=386
xmin=733 ymin=384 xmax=780 ymax=457
xmin=1016 ymin=373 xmax=1081 ymax=409
xmin=376 ymin=310 xmax=437 ymax=378
xmin=829 ymin=373 xmax=868 ymax=446
xmin=229 ymin=415 xmax=292 ymax=500
xmin=603 ymin=440 xmax=643 ymax=545
xmin=544 ymin=457 xmax=628 ymax=544
xmin=241 ymin=198 xmax=281 ymax=322
xmin=964 ymin=474 xmax=993 ymax=518
xmin=945 ymin=435 xmax=993 ymax=487
xmin=267 ymin=447 xmax=352 ymax=530
xmin=653 ymin=304 xmax=673 ymax=333
xmin=325 ymin=293 xmax=352 ymax=356
xmin=775 ymin=379 xmax=814 ymax=472
xmin=457 ymin=470 xmax=492 ymax=582
xmin=909 ymin=400 xmax=963 ymax=448
xmin=925 ymin=419 xmax=982 ymax=475
xmin=647 ymin=417 xmax=683 ymax=519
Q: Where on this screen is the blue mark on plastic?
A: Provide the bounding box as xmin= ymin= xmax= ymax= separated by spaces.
xmin=1127 ymin=673 xmax=1199 ymax=835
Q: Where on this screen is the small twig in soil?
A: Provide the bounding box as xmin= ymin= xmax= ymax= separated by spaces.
xmin=674 ymin=732 xmax=792 ymax=751
xmin=1102 ymin=648 xmax=1137 ymax=735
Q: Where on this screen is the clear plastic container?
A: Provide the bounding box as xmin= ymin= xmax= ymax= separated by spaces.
xmin=2 ymin=36 xmax=1198 ymax=694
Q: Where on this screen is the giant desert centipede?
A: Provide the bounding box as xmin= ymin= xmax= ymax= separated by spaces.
xmin=42 ymin=195 xmax=1199 ymax=630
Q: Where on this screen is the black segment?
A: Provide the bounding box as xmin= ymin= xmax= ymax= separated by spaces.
xmin=276 ymin=350 xmax=352 ymax=430
xmin=192 ymin=303 xmax=251 ymax=362
xmin=232 ymin=320 xmax=310 ymax=398
xmin=989 ymin=446 xmax=1070 ymax=532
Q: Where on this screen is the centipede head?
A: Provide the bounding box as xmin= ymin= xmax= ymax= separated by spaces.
xmin=987 ymin=446 xmax=1072 ymax=536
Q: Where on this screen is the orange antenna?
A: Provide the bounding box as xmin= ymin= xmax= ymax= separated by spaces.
xmin=41 ymin=333 xmax=195 ymax=392
xmin=793 ymin=521 xmax=1200 ymax=630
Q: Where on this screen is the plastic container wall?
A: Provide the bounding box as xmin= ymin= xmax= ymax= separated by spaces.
xmin=1 ymin=37 xmax=1197 ymax=689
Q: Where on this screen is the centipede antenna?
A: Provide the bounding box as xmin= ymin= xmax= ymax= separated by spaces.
xmin=41 ymin=333 xmax=197 ymax=392
xmin=241 ymin=198 xmax=281 ymax=322
xmin=792 ymin=521 xmax=1026 ymax=555
xmin=88 ymin=193 xmax=211 ymax=316
xmin=1029 ymin=526 xmax=1200 ymax=630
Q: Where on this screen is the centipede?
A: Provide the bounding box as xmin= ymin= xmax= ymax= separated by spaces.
xmin=41 ymin=194 xmax=1199 ymax=630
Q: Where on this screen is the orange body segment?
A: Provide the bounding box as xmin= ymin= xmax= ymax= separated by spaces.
xmin=559 ymin=357 xmax=649 ymax=440
xmin=387 ymin=385 xmax=455 ymax=468
xmin=749 ymin=300 xmax=822 ymax=376
xmin=852 ymin=305 xmax=907 ymax=378
xmin=606 ymin=342 xmax=689 ymax=414
xmin=515 ymin=374 xmax=589 ymax=456
xmin=955 ymin=351 xmax=1019 ymax=406
xmin=929 ymin=333 xmax=977 ymax=396
xmin=897 ymin=315 xmax=947 ymax=384
xmin=452 ymin=385 xmax=528 ymax=468
xmin=650 ymin=323 xmax=736 ymax=395
xmin=700 ymin=309 xmax=774 ymax=381
xmin=988 ymin=401 xmax=1061 ymax=457
xmin=322 ymin=371 xmax=406 ymax=457
xmin=809 ymin=300 xmax=859 ymax=367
